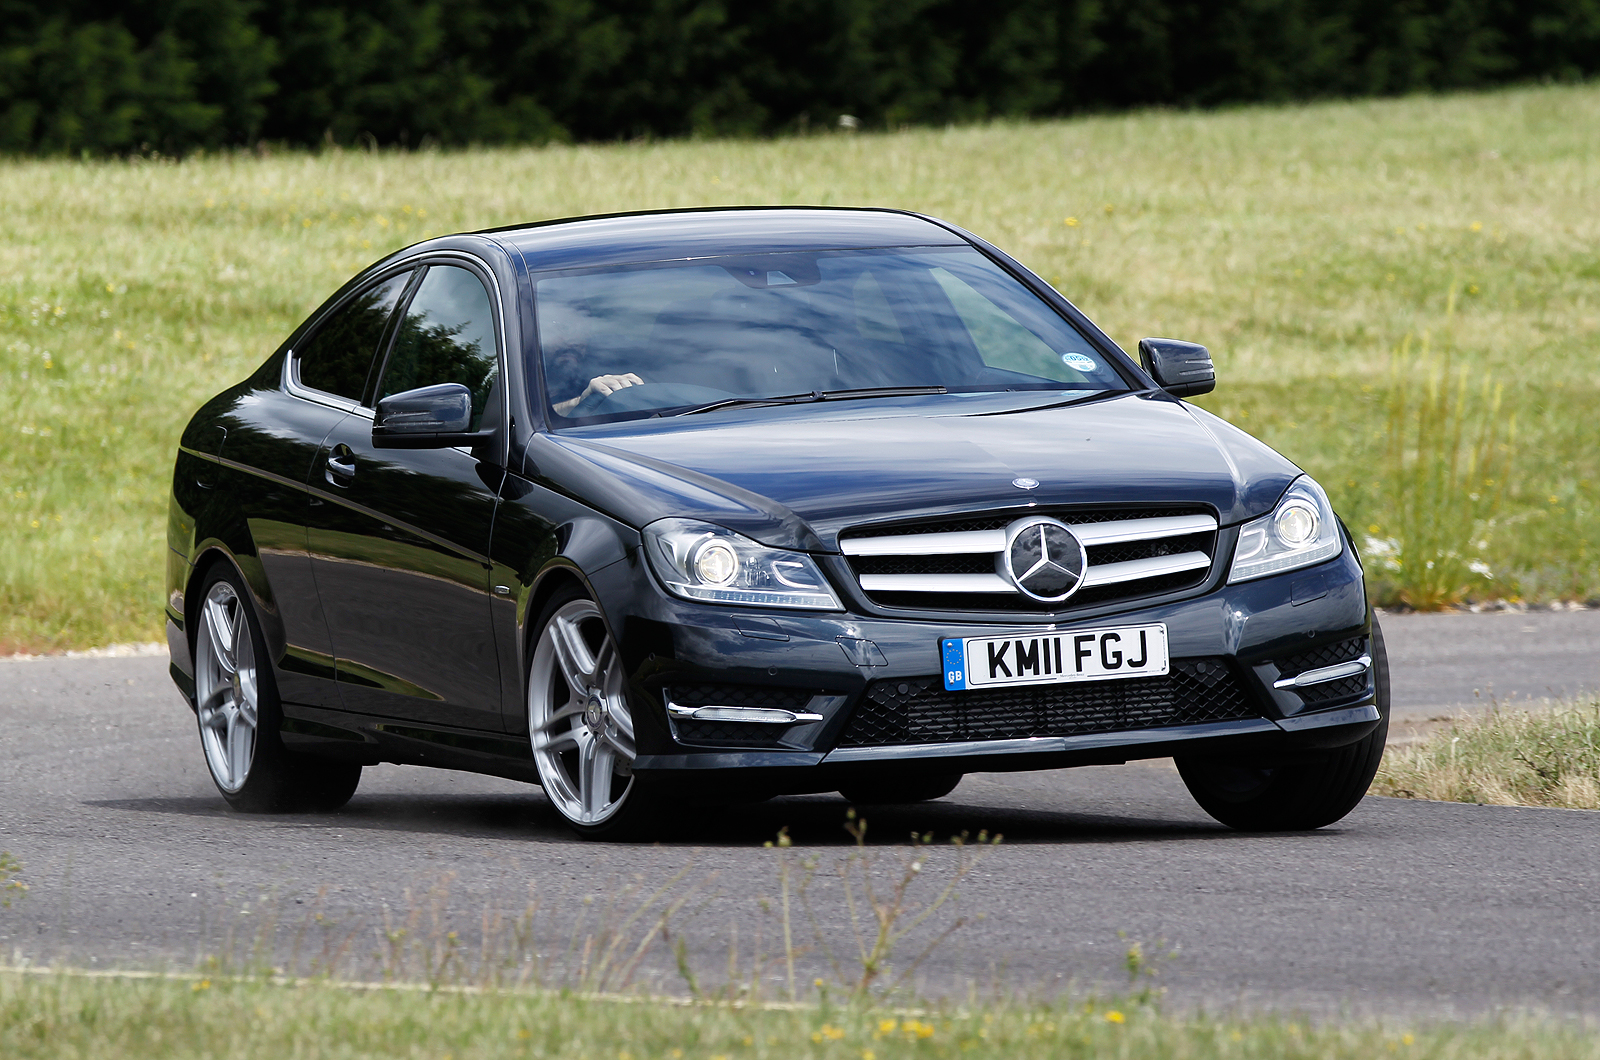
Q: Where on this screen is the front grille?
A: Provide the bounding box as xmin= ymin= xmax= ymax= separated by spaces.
xmin=840 ymin=506 xmax=1218 ymax=614
xmin=838 ymin=658 xmax=1257 ymax=747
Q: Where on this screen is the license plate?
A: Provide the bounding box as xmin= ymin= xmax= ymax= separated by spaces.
xmin=940 ymin=624 xmax=1169 ymax=691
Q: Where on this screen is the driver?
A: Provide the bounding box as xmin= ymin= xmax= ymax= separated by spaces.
xmin=542 ymin=310 xmax=643 ymax=415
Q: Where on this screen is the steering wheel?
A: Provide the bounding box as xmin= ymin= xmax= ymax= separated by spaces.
xmin=570 ymin=382 xmax=734 ymax=417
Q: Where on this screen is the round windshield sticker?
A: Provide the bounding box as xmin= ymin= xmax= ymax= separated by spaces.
xmin=1062 ymin=352 xmax=1097 ymax=372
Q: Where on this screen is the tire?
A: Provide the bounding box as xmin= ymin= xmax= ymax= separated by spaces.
xmin=840 ymin=772 xmax=963 ymax=806
xmin=526 ymin=587 xmax=658 ymax=840
xmin=1176 ymin=617 xmax=1391 ymax=831
xmin=192 ymin=563 xmax=362 ymax=813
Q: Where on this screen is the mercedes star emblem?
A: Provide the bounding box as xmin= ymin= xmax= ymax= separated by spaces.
xmin=1002 ymin=517 xmax=1087 ymax=603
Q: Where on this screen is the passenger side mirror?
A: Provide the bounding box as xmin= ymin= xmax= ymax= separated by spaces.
xmin=1138 ymin=338 xmax=1215 ymax=398
xmin=373 ymin=383 xmax=491 ymax=448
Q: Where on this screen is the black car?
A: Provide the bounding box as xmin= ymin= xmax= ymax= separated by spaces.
xmin=166 ymin=207 xmax=1387 ymax=838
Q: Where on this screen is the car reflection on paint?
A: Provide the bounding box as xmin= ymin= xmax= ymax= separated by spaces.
xmin=165 ymin=207 xmax=1388 ymax=838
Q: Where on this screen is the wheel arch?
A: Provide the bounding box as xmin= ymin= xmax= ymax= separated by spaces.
xmin=185 ymin=537 xmax=286 ymax=666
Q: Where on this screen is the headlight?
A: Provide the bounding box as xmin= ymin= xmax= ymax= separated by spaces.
xmin=1228 ymin=476 xmax=1343 ymax=583
xmin=643 ymin=518 xmax=842 ymax=610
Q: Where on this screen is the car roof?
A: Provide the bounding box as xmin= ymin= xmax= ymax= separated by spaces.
xmin=484 ymin=207 xmax=969 ymax=273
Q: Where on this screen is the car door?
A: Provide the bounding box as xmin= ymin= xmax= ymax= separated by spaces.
xmin=304 ymin=261 xmax=505 ymax=731
xmin=237 ymin=268 xmax=412 ymax=711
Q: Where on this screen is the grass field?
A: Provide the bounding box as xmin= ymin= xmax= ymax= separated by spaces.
xmin=4 ymin=84 xmax=1600 ymax=651
xmin=5 ymin=971 xmax=1599 ymax=1060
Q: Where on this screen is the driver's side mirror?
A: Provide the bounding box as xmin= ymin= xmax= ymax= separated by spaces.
xmin=372 ymin=383 xmax=492 ymax=449
xmin=1138 ymin=338 xmax=1215 ymax=398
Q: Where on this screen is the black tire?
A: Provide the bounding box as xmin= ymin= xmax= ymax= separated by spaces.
xmin=192 ymin=563 xmax=362 ymax=814
xmin=525 ymin=585 xmax=661 ymax=840
xmin=840 ymin=772 xmax=964 ymax=806
xmin=1176 ymin=617 xmax=1391 ymax=831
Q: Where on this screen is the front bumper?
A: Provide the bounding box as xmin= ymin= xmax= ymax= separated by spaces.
xmin=590 ymin=541 xmax=1377 ymax=790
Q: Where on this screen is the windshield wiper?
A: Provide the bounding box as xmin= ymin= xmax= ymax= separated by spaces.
xmin=678 ymin=391 xmax=825 ymax=416
xmin=680 ymin=385 xmax=948 ymax=416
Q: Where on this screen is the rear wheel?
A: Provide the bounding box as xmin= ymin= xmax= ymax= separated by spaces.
xmin=839 ymin=772 xmax=963 ymax=806
xmin=193 ymin=565 xmax=361 ymax=813
xmin=1177 ymin=617 xmax=1390 ymax=831
xmin=527 ymin=589 xmax=658 ymax=839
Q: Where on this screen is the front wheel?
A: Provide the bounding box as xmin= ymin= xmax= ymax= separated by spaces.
xmin=193 ymin=565 xmax=361 ymax=813
xmin=527 ymin=589 xmax=657 ymax=839
xmin=1177 ymin=618 xmax=1391 ymax=831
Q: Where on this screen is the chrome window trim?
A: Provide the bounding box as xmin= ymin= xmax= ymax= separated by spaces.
xmin=281 ymin=249 xmax=514 ymax=464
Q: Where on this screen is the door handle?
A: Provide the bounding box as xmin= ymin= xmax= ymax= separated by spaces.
xmin=325 ymin=444 xmax=356 ymax=486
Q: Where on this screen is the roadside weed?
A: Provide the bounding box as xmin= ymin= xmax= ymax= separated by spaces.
xmin=1375 ymin=698 xmax=1600 ymax=808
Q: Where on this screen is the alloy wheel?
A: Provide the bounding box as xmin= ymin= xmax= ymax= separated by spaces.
xmin=528 ymin=598 xmax=637 ymax=826
xmin=195 ymin=579 xmax=259 ymax=793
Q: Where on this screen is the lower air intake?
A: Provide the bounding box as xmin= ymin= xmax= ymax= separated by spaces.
xmin=839 ymin=658 xmax=1257 ymax=747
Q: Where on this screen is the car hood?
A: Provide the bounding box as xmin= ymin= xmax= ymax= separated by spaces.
xmin=529 ymin=392 xmax=1304 ymax=552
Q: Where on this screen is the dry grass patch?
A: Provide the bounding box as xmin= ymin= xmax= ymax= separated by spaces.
xmin=1374 ymin=699 xmax=1600 ymax=809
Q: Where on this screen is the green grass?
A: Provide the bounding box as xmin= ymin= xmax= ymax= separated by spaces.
xmin=1374 ymin=699 xmax=1600 ymax=809
xmin=5 ymin=971 xmax=1599 ymax=1060
xmin=5 ymin=83 xmax=1600 ymax=650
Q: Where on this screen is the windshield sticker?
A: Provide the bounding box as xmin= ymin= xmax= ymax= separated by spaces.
xmin=1062 ymin=352 xmax=1097 ymax=372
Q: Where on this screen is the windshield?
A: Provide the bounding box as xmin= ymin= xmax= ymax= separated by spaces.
xmin=533 ymin=247 xmax=1127 ymax=424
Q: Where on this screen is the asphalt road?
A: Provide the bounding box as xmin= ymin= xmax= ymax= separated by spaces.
xmin=2 ymin=609 xmax=1599 ymax=1017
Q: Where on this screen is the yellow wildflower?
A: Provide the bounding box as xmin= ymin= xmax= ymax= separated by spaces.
xmin=1104 ymin=1010 xmax=1125 ymax=1024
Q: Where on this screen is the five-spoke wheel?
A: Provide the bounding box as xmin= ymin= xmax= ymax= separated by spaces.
xmin=192 ymin=564 xmax=362 ymax=813
xmin=195 ymin=578 xmax=259 ymax=794
xmin=527 ymin=591 xmax=652 ymax=837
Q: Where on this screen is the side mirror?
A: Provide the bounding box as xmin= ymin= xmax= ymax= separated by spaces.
xmin=373 ymin=383 xmax=490 ymax=448
xmin=1138 ymin=338 xmax=1215 ymax=398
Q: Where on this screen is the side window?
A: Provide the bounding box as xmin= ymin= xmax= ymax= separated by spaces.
xmin=296 ymin=272 xmax=411 ymax=401
xmin=378 ymin=265 xmax=499 ymax=430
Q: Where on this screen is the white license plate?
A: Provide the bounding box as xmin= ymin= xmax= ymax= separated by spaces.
xmin=940 ymin=624 xmax=1169 ymax=691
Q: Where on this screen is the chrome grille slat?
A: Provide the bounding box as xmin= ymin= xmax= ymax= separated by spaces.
xmin=840 ymin=514 xmax=1217 ymax=557
xmin=840 ymin=508 xmax=1219 ymax=610
xmin=842 ymin=530 xmax=1006 ymax=556
xmin=1080 ymin=551 xmax=1212 ymax=588
xmin=1071 ymin=513 xmax=1217 ymax=546
xmin=858 ymin=573 xmax=1015 ymax=593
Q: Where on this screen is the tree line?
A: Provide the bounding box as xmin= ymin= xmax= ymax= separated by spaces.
xmin=2 ymin=0 xmax=1596 ymax=155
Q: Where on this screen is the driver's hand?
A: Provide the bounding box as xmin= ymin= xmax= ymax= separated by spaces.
xmin=581 ymin=373 xmax=643 ymax=399
xmin=552 ymin=373 xmax=645 ymax=415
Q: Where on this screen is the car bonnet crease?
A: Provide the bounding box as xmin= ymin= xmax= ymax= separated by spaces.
xmin=540 ymin=393 xmax=1302 ymax=549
